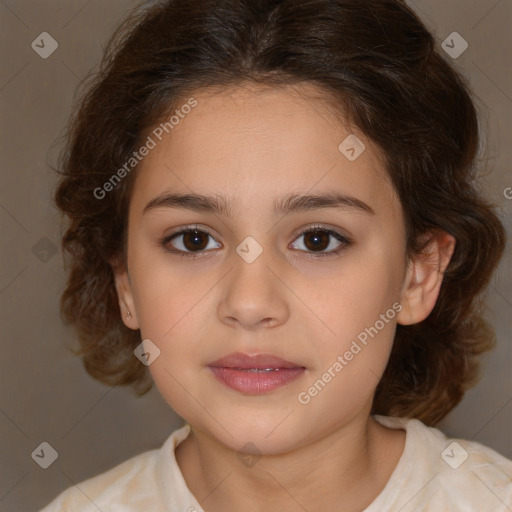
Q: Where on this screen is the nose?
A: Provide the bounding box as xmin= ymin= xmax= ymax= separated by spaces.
xmin=217 ymin=248 xmax=290 ymax=331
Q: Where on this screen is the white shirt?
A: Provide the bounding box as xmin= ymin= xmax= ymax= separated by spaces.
xmin=40 ymin=415 xmax=512 ymax=511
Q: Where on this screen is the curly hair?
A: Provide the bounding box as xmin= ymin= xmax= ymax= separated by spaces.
xmin=54 ymin=0 xmax=506 ymax=425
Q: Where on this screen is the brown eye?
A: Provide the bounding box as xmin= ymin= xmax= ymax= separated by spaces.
xmin=181 ymin=230 xmax=209 ymax=251
xmin=291 ymin=226 xmax=352 ymax=257
xmin=303 ymin=230 xmax=330 ymax=251
xmin=164 ymin=228 xmax=221 ymax=255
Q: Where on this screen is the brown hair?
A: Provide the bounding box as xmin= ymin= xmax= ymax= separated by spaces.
xmin=54 ymin=0 xmax=506 ymax=425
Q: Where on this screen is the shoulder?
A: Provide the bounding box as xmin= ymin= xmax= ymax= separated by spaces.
xmin=39 ymin=426 xmax=190 ymax=512
xmin=39 ymin=449 xmax=160 ymax=512
xmin=373 ymin=415 xmax=512 ymax=511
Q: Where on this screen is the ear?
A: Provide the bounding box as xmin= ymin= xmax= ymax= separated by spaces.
xmin=110 ymin=257 xmax=140 ymax=330
xmin=397 ymin=230 xmax=456 ymax=326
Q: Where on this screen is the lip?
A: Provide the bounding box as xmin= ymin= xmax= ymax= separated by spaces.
xmin=208 ymin=352 xmax=303 ymax=370
xmin=207 ymin=352 xmax=306 ymax=394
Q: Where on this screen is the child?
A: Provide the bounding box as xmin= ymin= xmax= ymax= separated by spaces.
xmin=42 ymin=0 xmax=511 ymax=510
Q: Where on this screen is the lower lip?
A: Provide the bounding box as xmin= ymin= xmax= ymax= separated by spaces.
xmin=208 ymin=367 xmax=306 ymax=394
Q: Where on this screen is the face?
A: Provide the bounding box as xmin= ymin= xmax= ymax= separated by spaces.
xmin=115 ymin=83 xmax=414 ymax=454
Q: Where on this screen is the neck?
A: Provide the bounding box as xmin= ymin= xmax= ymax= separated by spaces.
xmin=175 ymin=413 xmax=405 ymax=512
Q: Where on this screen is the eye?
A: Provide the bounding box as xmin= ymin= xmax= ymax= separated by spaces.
xmin=290 ymin=225 xmax=352 ymax=257
xmin=162 ymin=225 xmax=221 ymax=258
xmin=161 ymin=224 xmax=352 ymax=259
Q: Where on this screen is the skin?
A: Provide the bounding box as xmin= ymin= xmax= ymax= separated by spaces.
xmin=112 ymin=83 xmax=455 ymax=512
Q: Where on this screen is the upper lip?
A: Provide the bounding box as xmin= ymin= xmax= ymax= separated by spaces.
xmin=208 ymin=352 xmax=304 ymax=369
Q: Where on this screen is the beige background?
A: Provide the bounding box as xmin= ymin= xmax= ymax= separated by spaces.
xmin=0 ymin=1 xmax=510 ymax=510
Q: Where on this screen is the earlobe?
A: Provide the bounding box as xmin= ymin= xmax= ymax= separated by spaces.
xmin=397 ymin=230 xmax=456 ymax=326
xmin=111 ymin=261 xmax=140 ymax=330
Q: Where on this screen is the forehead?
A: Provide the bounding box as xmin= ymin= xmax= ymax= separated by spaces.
xmin=131 ymin=83 xmax=398 ymax=218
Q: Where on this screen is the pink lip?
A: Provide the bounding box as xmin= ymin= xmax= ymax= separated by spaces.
xmin=207 ymin=352 xmax=306 ymax=394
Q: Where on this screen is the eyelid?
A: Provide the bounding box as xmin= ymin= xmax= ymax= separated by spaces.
xmin=165 ymin=223 xmax=217 ymax=238
xmin=291 ymin=223 xmax=352 ymax=244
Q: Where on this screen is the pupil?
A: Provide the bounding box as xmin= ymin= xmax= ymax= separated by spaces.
xmin=185 ymin=230 xmax=207 ymax=251
xmin=306 ymin=230 xmax=328 ymax=251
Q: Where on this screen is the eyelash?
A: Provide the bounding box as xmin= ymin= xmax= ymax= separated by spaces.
xmin=160 ymin=224 xmax=353 ymax=260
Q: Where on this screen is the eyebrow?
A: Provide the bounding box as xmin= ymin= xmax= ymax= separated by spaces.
xmin=143 ymin=191 xmax=375 ymax=217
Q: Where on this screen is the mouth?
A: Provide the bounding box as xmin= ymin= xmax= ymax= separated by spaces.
xmin=207 ymin=352 xmax=306 ymax=394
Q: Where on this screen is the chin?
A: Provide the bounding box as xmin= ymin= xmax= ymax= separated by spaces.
xmin=200 ymin=411 xmax=307 ymax=456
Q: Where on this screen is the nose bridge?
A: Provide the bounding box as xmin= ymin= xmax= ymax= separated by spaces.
xmin=217 ymin=235 xmax=289 ymax=328
xmin=230 ymin=236 xmax=278 ymax=302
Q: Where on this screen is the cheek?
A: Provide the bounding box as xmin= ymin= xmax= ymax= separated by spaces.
xmin=299 ymin=290 xmax=398 ymax=419
xmin=303 ymin=247 xmax=402 ymax=386
xmin=129 ymin=243 xmax=215 ymax=339
xmin=129 ymin=250 xmax=218 ymax=380
xmin=317 ymin=251 xmax=402 ymax=338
